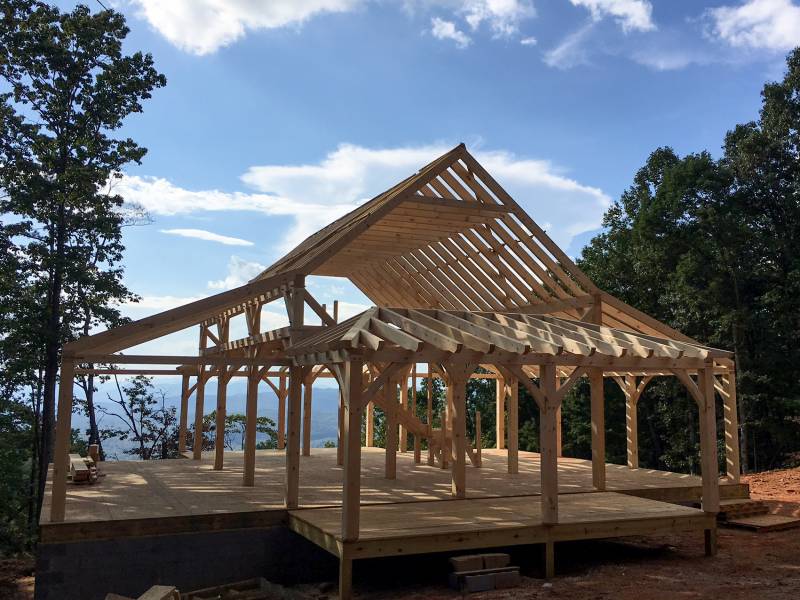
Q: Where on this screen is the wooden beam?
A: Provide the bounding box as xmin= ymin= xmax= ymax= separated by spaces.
xmin=590 ymin=367 xmax=605 ymax=490
xmin=495 ymin=375 xmax=505 ymax=450
xmin=214 ymin=366 xmax=229 ymax=470
xmin=277 ymin=374 xmax=287 ymax=450
xmin=507 ymin=378 xmax=519 ymax=475
xmin=540 ymin=363 xmax=559 ymax=524
xmin=178 ymin=374 xmax=191 ymax=453
xmin=285 ymin=366 xmax=303 ymax=509
xmin=385 ymin=375 xmax=398 ymax=480
xmin=242 ymin=365 xmax=259 ymax=486
xmin=50 ymin=359 xmax=75 ymax=522
xmin=302 ymin=376 xmax=313 ymax=457
xmin=699 ymin=367 xmax=720 ymax=515
xmin=341 ymin=358 xmax=364 ymax=542
xmin=69 ymin=354 xmax=291 ymax=367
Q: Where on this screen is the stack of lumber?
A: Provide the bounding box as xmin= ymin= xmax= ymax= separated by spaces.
xmin=69 ymin=453 xmax=98 ymax=484
xmin=448 ymin=553 xmax=520 ymax=593
xmin=719 ymin=499 xmax=800 ymax=532
xmin=106 ymin=585 xmax=179 ymax=600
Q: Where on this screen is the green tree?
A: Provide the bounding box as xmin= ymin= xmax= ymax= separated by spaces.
xmin=577 ymin=48 xmax=800 ymax=472
xmin=203 ymin=410 xmax=277 ymax=451
xmin=0 ymin=0 xmax=165 ymax=522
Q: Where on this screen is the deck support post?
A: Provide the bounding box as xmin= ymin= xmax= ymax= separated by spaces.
xmin=214 ymin=366 xmax=229 ymax=470
xmin=721 ymin=372 xmax=741 ymax=483
xmin=285 ymin=366 xmax=303 ymax=509
xmin=544 ymin=541 xmax=555 ymax=579
xmin=704 ymin=527 xmax=718 ymax=557
xmin=178 ymin=373 xmax=191 ymax=453
xmin=192 ymin=367 xmax=206 ymax=460
xmin=699 ymin=366 xmax=720 ymax=516
xmin=385 ymin=373 xmax=398 ymax=479
xmin=338 ymin=556 xmax=353 ymax=600
xmin=50 ymin=359 xmax=75 ymax=522
xmin=590 ymin=367 xmax=606 ymax=490
xmin=341 ymin=358 xmax=364 ymax=542
xmin=507 ymin=378 xmax=519 ymax=475
xmin=447 ymin=364 xmax=472 ymax=499
xmin=496 ymin=375 xmax=505 ymax=450
xmin=243 ymin=364 xmax=260 ymax=486
xmin=277 ymin=374 xmax=286 ymax=450
xmin=540 ymin=364 xmax=559 ymax=524
xmin=302 ymin=375 xmax=313 ymax=456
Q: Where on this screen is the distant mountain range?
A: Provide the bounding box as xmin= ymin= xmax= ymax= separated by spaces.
xmin=73 ymin=379 xmax=342 ymax=459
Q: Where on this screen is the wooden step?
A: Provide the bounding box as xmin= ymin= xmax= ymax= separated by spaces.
xmin=723 ymin=514 xmax=800 ymax=533
xmin=718 ymin=499 xmax=769 ymax=520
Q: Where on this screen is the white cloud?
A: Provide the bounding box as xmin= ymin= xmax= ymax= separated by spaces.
xmin=120 ymin=142 xmax=610 ymax=259
xmin=543 ymin=22 xmax=594 ymax=68
xmin=570 ymin=0 xmax=655 ymax=32
xmin=207 ymin=256 xmax=267 ymax=290
xmin=128 ymin=0 xmax=364 ymax=55
xmin=430 ymin=16 xmax=472 ymax=47
xmin=462 ymin=0 xmax=535 ymax=37
xmin=707 ymin=0 xmax=800 ymax=52
xmin=160 ymin=228 xmax=253 ymax=246
xmin=520 ymin=36 xmax=537 ymax=45
xmin=129 ymin=0 xmax=537 ymax=54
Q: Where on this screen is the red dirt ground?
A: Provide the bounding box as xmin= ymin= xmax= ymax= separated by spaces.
xmin=3 ymin=468 xmax=798 ymax=600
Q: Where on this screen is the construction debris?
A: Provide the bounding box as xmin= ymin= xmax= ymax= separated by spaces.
xmin=448 ymin=553 xmax=521 ymax=593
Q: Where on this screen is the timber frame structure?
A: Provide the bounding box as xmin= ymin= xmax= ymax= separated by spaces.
xmin=50 ymin=144 xmax=740 ymax=598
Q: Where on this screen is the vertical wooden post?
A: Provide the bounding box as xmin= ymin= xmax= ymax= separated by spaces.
xmin=474 ymin=410 xmax=482 ymax=468
xmin=192 ymin=367 xmax=206 ymax=460
xmin=338 ymin=556 xmax=353 ymax=600
xmin=496 ymin=375 xmax=505 ymax=450
xmin=337 ymin=389 xmax=344 ymax=466
xmin=50 ymin=359 xmax=75 ymax=522
xmin=555 ymin=405 xmax=563 ymax=458
xmin=412 ymin=364 xmax=421 ymax=463
xmin=385 ymin=374 xmax=398 ymax=479
xmin=426 ymin=368 xmax=434 ymax=466
xmin=285 ymin=366 xmax=303 ymax=509
xmin=449 ymin=365 xmax=470 ymax=499
xmin=277 ymin=374 xmax=286 ymax=450
xmin=341 ymin=359 xmax=364 ymax=542
xmin=399 ymin=372 xmax=408 ymax=452
xmin=442 ymin=382 xmax=453 ymax=470
xmin=699 ymin=367 xmax=720 ymax=515
xmin=365 ymin=401 xmax=374 ymax=447
xmin=625 ymin=376 xmax=638 ymax=469
xmin=302 ymin=374 xmax=313 ymax=456
xmin=540 ymin=364 xmax=559 ymax=524
xmin=507 ymin=379 xmax=519 ymax=475
xmin=178 ymin=373 xmax=190 ymax=454
xmin=243 ymin=365 xmax=259 ymax=486
xmin=214 ymin=367 xmax=229 ymax=470
xmin=590 ymin=367 xmax=606 ymax=490
xmin=721 ymin=372 xmax=741 ymax=482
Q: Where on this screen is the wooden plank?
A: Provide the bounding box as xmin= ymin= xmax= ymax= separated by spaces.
xmin=285 ymin=366 xmax=303 ymax=509
xmin=341 ymin=359 xmax=364 ymax=542
xmin=590 ymin=367 xmax=605 ymax=490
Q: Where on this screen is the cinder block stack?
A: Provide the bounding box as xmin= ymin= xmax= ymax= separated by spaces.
xmin=448 ymin=552 xmax=521 ymax=593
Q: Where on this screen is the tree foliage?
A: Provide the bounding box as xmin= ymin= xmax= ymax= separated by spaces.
xmin=0 ymin=0 xmax=164 ymax=549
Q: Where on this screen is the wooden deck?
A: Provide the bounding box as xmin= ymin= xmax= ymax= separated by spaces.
xmin=40 ymin=448 xmax=747 ymax=543
xmin=288 ymin=492 xmax=715 ymax=560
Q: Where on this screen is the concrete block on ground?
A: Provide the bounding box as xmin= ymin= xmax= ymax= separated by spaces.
xmin=481 ymin=553 xmax=510 ymax=569
xmin=462 ymin=574 xmax=496 ymax=593
xmin=449 ymin=555 xmax=483 ymax=572
xmin=493 ymin=569 xmax=520 ymax=589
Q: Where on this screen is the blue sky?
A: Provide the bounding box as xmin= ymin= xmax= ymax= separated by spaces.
xmin=49 ymin=1 xmax=800 ymax=360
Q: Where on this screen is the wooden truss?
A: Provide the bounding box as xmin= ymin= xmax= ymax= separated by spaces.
xmin=50 ymin=145 xmax=740 ymax=591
